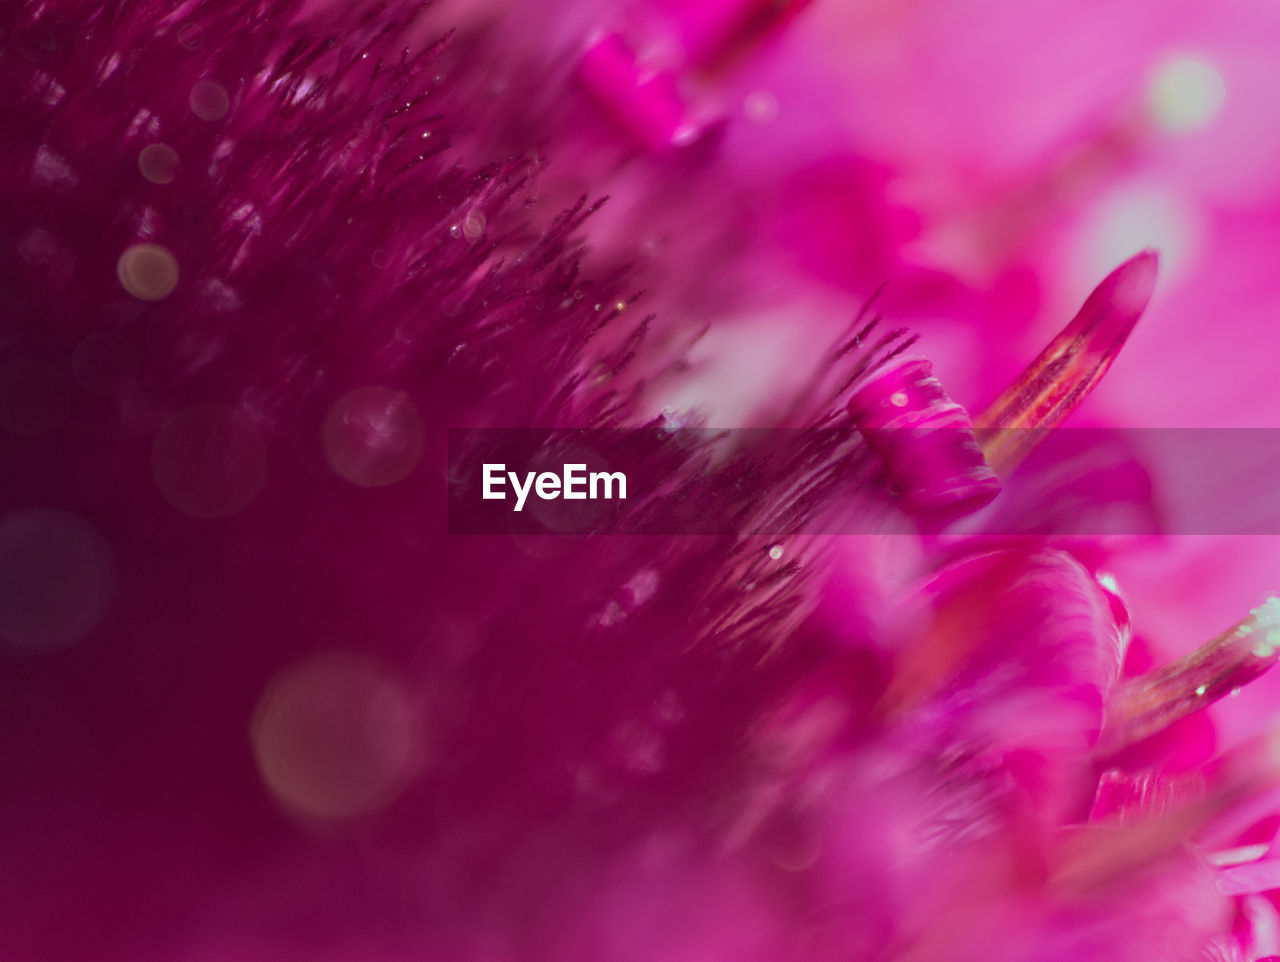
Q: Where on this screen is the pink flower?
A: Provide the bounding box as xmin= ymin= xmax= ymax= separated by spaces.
xmin=2 ymin=1 xmax=1280 ymax=960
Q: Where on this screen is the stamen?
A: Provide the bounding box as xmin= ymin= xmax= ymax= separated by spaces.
xmin=975 ymin=250 xmax=1159 ymax=475
xmin=1099 ymin=596 xmax=1280 ymax=755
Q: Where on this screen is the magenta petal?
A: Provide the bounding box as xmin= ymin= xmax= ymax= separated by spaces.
xmin=1217 ymin=859 xmax=1280 ymax=897
xmin=1090 ymin=768 xmax=1206 ymax=823
xmin=897 ymin=549 xmax=1129 ymax=754
xmin=577 ymin=34 xmax=692 ymax=150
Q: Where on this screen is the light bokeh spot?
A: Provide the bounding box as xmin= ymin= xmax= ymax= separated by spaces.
xmin=151 ymin=404 xmax=268 ymax=519
xmin=0 ymin=508 xmax=113 ymax=652
xmin=744 ymin=90 xmax=779 ymax=124
xmin=117 ymin=243 xmax=178 ymax=301
xmin=323 ymin=387 xmax=424 ymax=487
xmin=251 ymin=652 xmax=423 ymax=822
xmin=189 ymin=79 xmax=229 ymax=121
xmin=138 ymin=143 xmax=179 ymax=184
xmin=175 ymin=22 xmax=204 ymax=50
xmin=1149 ymin=56 xmax=1226 ymax=133
xmin=1076 ymin=180 xmax=1203 ymax=287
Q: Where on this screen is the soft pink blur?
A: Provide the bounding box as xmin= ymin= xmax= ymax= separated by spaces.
xmin=6 ymin=0 xmax=1280 ymax=958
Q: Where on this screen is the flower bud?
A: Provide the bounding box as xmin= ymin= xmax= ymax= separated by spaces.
xmin=848 ymin=356 xmax=1001 ymax=524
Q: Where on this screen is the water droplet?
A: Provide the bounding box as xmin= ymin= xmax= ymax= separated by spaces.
xmin=448 ymin=224 xmax=462 ymax=238
xmin=768 ymin=544 xmax=784 ymax=560
xmin=462 ymin=212 xmax=485 ymax=241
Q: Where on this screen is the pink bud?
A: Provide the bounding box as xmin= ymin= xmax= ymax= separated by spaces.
xmin=847 ymin=356 xmax=1000 ymax=523
xmin=978 ymin=251 xmax=1159 ymax=474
